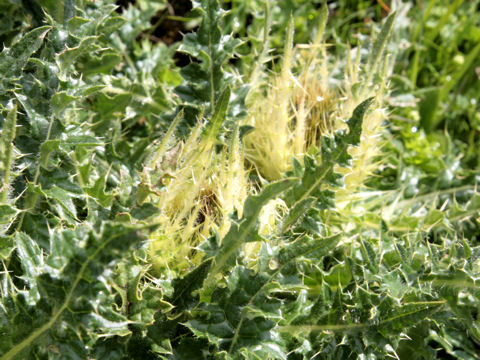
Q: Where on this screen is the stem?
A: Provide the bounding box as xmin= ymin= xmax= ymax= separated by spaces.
xmin=0 ymin=105 xmax=17 ymax=204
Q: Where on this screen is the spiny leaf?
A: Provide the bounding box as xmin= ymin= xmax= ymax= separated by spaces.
xmin=0 ymin=235 xmax=15 ymax=259
xmin=281 ymin=196 xmax=316 ymax=232
xmin=171 ymin=259 xmax=212 ymax=311
xmin=188 ymin=233 xmax=341 ymax=355
xmin=0 ymin=26 xmax=51 ymax=94
xmin=85 ymin=175 xmax=114 ymax=209
xmin=206 ymin=86 xmax=231 ymax=140
xmin=286 ymin=98 xmax=374 ymax=214
xmin=15 ymin=232 xmax=43 ymax=286
xmin=39 ymin=0 xmax=76 ymax=25
xmin=176 ymin=0 xmax=245 ymax=122
xmin=376 ymin=301 xmax=445 ymax=332
xmin=0 ymin=222 xmax=146 ymax=360
xmin=206 ymin=178 xmax=297 ymax=283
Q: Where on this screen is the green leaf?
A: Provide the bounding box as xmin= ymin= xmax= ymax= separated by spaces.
xmin=85 ymin=174 xmax=113 ymax=209
xmin=176 ymin=0 xmax=245 ymax=122
xmin=39 ymin=0 xmax=76 ymax=25
xmin=0 ymin=204 xmax=18 ymax=225
xmin=56 ymin=35 xmax=99 ymax=74
xmin=0 ymin=235 xmax=15 ymax=259
xmin=205 ymin=86 xmax=231 ymax=140
xmin=419 ymin=87 xmax=441 ymax=131
xmin=43 ymin=185 xmax=79 ymax=221
xmin=40 ymin=136 xmax=103 ymax=169
xmin=205 ymin=178 xmax=297 ymax=286
xmin=377 ymin=301 xmax=445 ymax=332
xmin=0 ymin=222 xmax=146 ymax=359
xmin=281 ymin=196 xmax=316 ymax=232
xmin=366 ymin=12 xmax=396 ymax=78
xmin=286 ymin=98 xmax=374 ymax=212
xmin=189 ymin=233 xmax=341 ymax=355
xmin=50 ymin=91 xmax=78 ymax=116
xmin=171 ymin=259 xmax=212 ymax=311
xmin=0 ymin=26 xmax=51 ymax=94
xmin=15 ymin=232 xmax=43 ymax=283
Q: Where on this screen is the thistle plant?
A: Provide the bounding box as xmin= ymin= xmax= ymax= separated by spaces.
xmin=1 ymin=1 xmax=479 ymax=359
xmin=243 ymin=3 xmax=394 ymax=198
xmin=143 ymin=90 xmax=249 ymax=274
